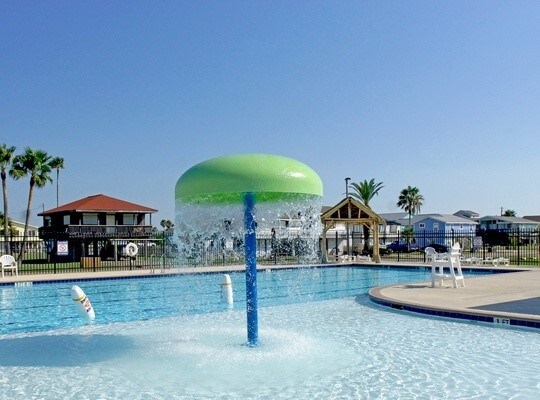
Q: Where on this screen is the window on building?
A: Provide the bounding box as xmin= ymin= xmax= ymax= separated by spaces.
xmin=83 ymin=213 xmax=98 ymax=225
xmin=106 ymin=214 xmax=115 ymax=225
xmin=123 ymin=214 xmax=135 ymax=225
xmin=419 ymin=223 xmax=425 ymax=229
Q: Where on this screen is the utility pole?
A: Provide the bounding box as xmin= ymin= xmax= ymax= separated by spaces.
xmin=345 ymin=177 xmax=351 ymax=256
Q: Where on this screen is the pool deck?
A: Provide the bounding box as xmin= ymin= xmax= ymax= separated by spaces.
xmin=368 ymin=266 xmax=540 ymax=329
xmin=2 ymin=263 xmax=539 ymax=329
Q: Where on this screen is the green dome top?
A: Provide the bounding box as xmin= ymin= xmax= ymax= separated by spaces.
xmin=175 ymin=153 xmax=323 ymax=204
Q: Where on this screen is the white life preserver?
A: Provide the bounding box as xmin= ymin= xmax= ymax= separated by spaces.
xmin=71 ymin=285 xmax=95 ymax=321
xmin=126 ymin=242 xmax=139 ymax=257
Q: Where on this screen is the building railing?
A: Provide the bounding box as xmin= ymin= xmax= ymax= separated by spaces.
xmin=39 ymin=225 xmax=154 ymax=239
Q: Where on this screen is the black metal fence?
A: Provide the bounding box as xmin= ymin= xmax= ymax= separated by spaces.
xmin=1 ymin=228 xmax=538 ymax=276
xmin=0 ymin=236 xmax=172 ymax=275
xmin=376 ymin=228 xmax=540 ymax=265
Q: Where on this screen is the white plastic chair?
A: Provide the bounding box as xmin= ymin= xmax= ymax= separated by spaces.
xmin=491 ymin=257 xmax=510 ymax=267
xmin=1 ymin=254 xmax=18 ymax=277
xmin=424 ymin=247 xmax=439 ymax=263
xmin=429 ymin=243 xmax=465 ymax=288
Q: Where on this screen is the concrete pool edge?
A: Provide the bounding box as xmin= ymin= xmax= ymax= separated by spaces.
xmin=368 ymin=269 xmax=540 ymax=330
xmin=0 ymin=263 xmax=325 ymax=285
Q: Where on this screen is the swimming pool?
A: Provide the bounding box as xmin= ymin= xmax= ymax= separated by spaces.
xmin=0 ymin=266 xmax=441 ymax=335
xmin=0 ymin=266 xmax=538 ymax=399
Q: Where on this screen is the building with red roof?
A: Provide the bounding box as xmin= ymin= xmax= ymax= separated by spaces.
xmin=38 ymin=194 xmax=158 ymax=262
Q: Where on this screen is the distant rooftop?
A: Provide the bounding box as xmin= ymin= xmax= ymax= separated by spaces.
xmin=399 ymin=214 xmax=479 ymax=225
xmin=453 ymin=210 xmax=479 ymax=219
xmin=38 ymin=194 xmax=158 ymax=215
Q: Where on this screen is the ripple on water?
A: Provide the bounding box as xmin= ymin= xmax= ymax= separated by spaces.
xmin=0 ymin=297 xmax=538 ymax=399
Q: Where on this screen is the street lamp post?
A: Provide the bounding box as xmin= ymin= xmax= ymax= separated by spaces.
xmin=345 ymin=177 xmax=351 ymax=256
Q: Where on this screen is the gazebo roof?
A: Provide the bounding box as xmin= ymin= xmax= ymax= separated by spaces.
xmin=321 ymin=197 xmax=384 ymax=225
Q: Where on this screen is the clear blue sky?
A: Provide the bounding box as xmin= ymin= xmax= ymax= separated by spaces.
xmin=2 ymin=1 xmax=539 ymax=226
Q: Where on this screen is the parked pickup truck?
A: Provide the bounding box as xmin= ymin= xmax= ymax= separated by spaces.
xmin=386 ymin=240 xmax=420 ymax=253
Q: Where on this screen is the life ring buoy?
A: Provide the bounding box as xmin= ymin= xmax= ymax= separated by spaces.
xmin=71 ymin=285 xmax=95 ymax=321
xmin=126 ymin=242 xmax=139 ymax=257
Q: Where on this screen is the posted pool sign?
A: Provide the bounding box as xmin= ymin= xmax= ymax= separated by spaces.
xmin=57 ymin=241 xmax=69 ymax=256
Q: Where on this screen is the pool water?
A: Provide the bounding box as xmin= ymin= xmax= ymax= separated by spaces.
xmin=1 ymin=266 xmax=439 ymax=335
xmin=0 ymin=266 xmax=538 ymax=399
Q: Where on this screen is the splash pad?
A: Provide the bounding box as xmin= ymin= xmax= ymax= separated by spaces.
xmin=175 ymin=154 xmax=323 ymax=345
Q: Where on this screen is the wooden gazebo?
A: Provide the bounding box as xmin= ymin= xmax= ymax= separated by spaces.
xmin=321 ymin=197 xmax=385 ymax=263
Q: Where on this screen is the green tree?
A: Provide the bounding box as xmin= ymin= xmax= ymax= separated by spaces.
xmin=349 ymin=179 xmax=384 ymax=251
xmin=0 ymin=143 xmax=16 ymax=253
xmin=160 ymin=219 xmax=174 ymax=230
xmin=50 ymin=156 xmax=65 ymax=207
xmin=397 ymin=186 xmax=424 ymax=228
xmin=0 ymin=212 xmax=13 ymax=235
xmin=10 ymin=147 xmax=54 ymax=261
xmin=503 ymin=209 xmax=516 ymax=217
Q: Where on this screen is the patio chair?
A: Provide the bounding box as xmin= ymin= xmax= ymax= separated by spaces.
xmin=490 ymin=257 xmax=510 ymax=267
xmin=424 ymin=247 xmax=439 ymax=263
xmin=461 ymin=256 xmax=482 ymax=266
xmin=429 ymin=243 xmax=465 ymax=288
xmin=1 ymin=254 xmax=18 ymax=278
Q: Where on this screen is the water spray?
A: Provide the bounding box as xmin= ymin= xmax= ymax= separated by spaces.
xmin=175 ymin=154 xmax=323 ymax=346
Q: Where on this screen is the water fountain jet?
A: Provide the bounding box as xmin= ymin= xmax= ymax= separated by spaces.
xmin=175 ymin=154 xmax=323 ymax=346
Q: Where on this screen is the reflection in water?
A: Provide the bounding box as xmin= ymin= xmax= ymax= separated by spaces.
xmin=0 ymin=333 xmax=134 ymax=367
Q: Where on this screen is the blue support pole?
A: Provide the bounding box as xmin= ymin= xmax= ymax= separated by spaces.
xmin=243 ymin=192 xmax=258 ymax=346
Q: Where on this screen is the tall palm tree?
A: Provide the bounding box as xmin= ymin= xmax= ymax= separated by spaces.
xmin=349 ymin=179 xmax=384 ymax=251
xmin=0 ymin=212 xmax=13 ymax=234
xmin=10 ymin=147 xmax=53 ymax=261
xmin=0 ymin=143 xmax=16 ymax=253
xmin=396 ymin=185 xmax=424 ymax=228
xmin=160 ymin=219 xmax=174 ymax=230
xmin=50 ymin=156 xmax=65 ymax=207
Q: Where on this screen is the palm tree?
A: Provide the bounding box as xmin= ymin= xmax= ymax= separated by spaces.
xmin=0 ymin=143 xmax=16 ymax=253
xmin=160 ymin=219 xmax=174 ymax=230
xmin=349 ymin=179 xmax=384 ymax=252
xmin=396 ymin=185 xmax=424 ymax=228
xmin=50 ymin=156 xmax=65 ymax=207
xmin=0 ymin=212 xmax=13 ymax=234
xmin=10 ymin=147 xmax=54 ymax=261
xmin=0 ymin=212 xmax=13 ymax=253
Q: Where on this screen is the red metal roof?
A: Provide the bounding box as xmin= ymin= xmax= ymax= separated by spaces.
xmin=38 ymin=194 xmax=158 ymax=215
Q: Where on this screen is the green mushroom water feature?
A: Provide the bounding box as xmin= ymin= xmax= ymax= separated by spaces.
xmin=175 ymin=154 xmax=323 ymax=346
